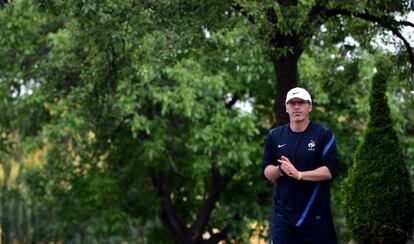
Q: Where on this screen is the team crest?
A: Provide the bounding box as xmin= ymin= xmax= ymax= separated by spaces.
xmin=308 ymin=140 xmax=316 ymax=151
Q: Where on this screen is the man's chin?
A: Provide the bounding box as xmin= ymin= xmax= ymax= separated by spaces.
xmin=292 ymin=117 xmax=304 ymax=123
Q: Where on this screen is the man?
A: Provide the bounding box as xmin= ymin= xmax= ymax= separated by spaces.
xmin=260 ymin=87 xmax=339 ymax=243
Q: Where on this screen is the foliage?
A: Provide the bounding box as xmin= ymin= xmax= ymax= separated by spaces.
xmin=343 ymin=62 xmax=414 ymax=243
xmin=1 ymin=0 xmax=273 ymax=242
xmin=0 ymin=0 xmax=413 ymax=243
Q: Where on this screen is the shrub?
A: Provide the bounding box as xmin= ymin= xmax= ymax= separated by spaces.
xmin=343 ymin=65 xmax=414 ymax=243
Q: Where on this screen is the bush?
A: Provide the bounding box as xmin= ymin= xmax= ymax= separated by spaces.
xmin=343 ymin=65 xmax=414 ymax=243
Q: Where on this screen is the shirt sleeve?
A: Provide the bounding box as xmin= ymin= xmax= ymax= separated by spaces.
xmin=260 ymin=131 xmax=276 ymax=180
xmin=321 ymin=129 xmax=339 ymax=178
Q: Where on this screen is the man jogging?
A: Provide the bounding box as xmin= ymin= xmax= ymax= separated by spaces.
xmin=260 ymin=87 xmax=339 ymax=243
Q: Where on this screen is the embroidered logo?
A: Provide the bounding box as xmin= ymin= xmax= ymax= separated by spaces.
xmin=308 ymin=140 xmax=316 ymax=151
xmin=278 ymin=144 xmax=287 ymax=148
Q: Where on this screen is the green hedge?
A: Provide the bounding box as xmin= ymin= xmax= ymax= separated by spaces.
xmin=343 ymin=65 xmax=414 ymax=243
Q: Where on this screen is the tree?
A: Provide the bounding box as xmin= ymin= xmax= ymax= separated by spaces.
xmin=343 ymin=62 xmax=414 ymax=243
xmin=231 ymin=0 xmax=414 ymax=125
xmin=2 ymin=0 xmax=271 ymax=242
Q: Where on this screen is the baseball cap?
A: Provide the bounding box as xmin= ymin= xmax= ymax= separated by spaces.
xmin=285 ymin=87 xmax=312 ymax=104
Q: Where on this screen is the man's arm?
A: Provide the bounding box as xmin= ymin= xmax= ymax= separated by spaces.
xmin=320 ymin=130 xmax=339 ymax=178
xmin=264 ymin=165 xmax=283 ymax=182
xmin=260 ymin=131 xmax=278 ymax=181
xmin=278 ymin=156 xmax=332 ymax=181
xmin=297 ymin=166 xmax=332 ymax=181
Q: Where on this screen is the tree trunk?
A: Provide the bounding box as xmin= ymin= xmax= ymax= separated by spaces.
xmin=272 ymin=53 xmax=301 ymax=125
xmin=267 ymin=4 xmax=305 ymax=126
xmin=1 ymin=162 xmax=11 ymax=244
xmin=153 ymin=167 xmax=233 ymax=244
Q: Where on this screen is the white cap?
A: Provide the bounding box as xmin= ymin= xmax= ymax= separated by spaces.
xmin=285 ymin=87 xmax=312 ymax=104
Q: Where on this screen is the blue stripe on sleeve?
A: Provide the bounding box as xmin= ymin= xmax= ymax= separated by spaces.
xmin=322 ymin=135 xmax=335 ymax=156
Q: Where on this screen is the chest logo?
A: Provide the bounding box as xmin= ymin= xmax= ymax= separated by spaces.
xmin=278 ymin=144 xmax=287 ymax=148
xmin=308 ymin=140 xmax=316 ymax=151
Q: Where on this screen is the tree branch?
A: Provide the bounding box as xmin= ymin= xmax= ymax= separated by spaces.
xmin=302 ymin=3 xmax=326 ymax=36
xmin=189 ymin=166 xmax=235 ymax=242
xmin=152 ymin=171 xmax=190 ymax=243
xmin=317 ymin=7 xmax=414 ymax=73
xmin=225 ymin=94 xmax=239 ymax=109
xmin=399 ymin=20 xmax=414 ymax=28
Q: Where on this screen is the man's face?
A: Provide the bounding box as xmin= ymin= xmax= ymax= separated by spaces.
xmin=285 ymin=98 xmax=312 ymax=123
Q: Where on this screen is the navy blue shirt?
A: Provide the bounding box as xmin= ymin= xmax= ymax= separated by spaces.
xmin=260 ymin=122 xmax=339 ymax=226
